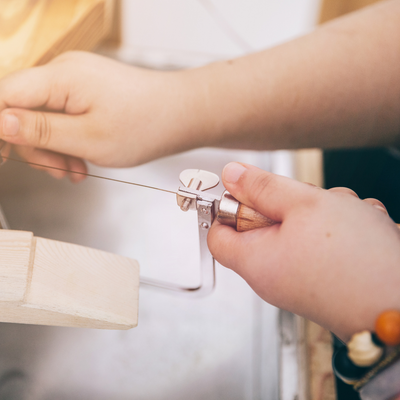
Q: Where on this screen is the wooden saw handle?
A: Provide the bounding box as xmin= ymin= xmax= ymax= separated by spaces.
xmin=237 ymin=208 xmax=400 ymax=232
xmin=217 ymin=190 xmax=276 ymax=232
xmin=236 ymin=203 xmax=276 ymax=232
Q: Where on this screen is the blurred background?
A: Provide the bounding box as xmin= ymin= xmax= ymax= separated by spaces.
xmin=112 ymin=0 xmax=320 ymax=69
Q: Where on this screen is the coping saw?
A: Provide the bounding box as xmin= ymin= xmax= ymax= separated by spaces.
xmin=0 ymin=151 xmax=275 ymax=298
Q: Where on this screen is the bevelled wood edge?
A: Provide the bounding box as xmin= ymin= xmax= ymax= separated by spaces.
xmin=236 ymin=204 xmax=276 ymax=232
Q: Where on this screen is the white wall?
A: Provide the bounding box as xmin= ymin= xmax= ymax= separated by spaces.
xmin=119 ymin=0 xmax=321 ymax=69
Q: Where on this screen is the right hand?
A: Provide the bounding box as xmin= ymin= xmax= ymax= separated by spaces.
xmin=208 ymin=163 xmax=400 ymax=341
xmin=0 ymin=51 xmax=199 ymax=180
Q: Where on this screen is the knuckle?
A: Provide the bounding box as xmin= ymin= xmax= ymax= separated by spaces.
xmin=32 ymin=112 xmax=51 ymax=147
xmin=249 ymin=173 xmax=276 ymax=206
xmin=328 ymin=187 xmax=359 ymax=198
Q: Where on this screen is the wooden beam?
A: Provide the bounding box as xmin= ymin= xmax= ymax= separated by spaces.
xmin=0 ymin=0 xmax=115 ymax=79
xmin=100 ymin=0 xmax=122 ymax=49
xmin=0 ymin=230 xmax=139 ymax=329
xmin=319 ymin=0 xmax=384 ymax=24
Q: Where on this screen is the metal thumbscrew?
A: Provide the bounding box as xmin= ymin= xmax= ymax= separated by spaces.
xmin=179 ymin=169 xmax=220 ymax=213
xmin=180 ymin=177 xmax=202 ymax=211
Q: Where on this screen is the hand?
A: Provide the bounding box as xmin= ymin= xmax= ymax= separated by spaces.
xmin=208 ymin=162 xmax=400 ymax=341
xmin=3 ymin=0 xmax=400 ymax=182
xmin=0 ymin=51 xmax=201 ymax=180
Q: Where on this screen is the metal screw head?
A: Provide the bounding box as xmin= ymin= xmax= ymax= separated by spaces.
xmin=201 ymin=207 xmax=210 ymax=215
xmin=200 ymin=222 xmax=209 ymax=229
xmin=180 ymin=197 xmax=191 ymax=212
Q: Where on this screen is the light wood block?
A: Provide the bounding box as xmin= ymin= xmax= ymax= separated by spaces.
xmin=0 ymin=0 xmax=115 ymax=79
xmin=294 ymin=149 xmax=324 ymax=188
xmin=0 ymin=230 xmax=139 ymax=329
xmin=99 ymin=0 xmax=122 ymax=49
xmin=319 ymin=0 xmax=384 ymax=24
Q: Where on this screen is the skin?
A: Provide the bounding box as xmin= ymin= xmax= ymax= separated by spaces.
xmin=0 ymin=0 xmax=400 ymax=173
xmin=0 ymin=0 xmax=400 ymax=340
xmin=209 ymin=163 xmax=400 ymax=341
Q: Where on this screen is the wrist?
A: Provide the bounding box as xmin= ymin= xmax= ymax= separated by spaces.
xmin=121 ymin=68 xmax=210 ymax=165
xmin=181 ymin=58 xmax=263 ymax=150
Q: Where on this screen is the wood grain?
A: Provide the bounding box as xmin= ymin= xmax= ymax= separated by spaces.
xmin=99 ymin=0 xmax=121 ymax=49
xmin=0 ymin=230 xmax=33 ymax=302
xmin=236 ymin=204 xmax=275 ymax=232
xmin=0 ymin=0 xmax=114 ymax=79
xmin=319 ymin=0 xmax=384 ymax=24
xmin=0 ymin=230 xmax=139 ymax=329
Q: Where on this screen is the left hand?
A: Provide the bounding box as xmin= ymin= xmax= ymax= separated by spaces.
xmin=0 ymin=51 xmax=202 ymax=181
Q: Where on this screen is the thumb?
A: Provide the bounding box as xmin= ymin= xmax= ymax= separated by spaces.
xmin=221 ymin=162 xmax=315 ymax=222
xmin=0 ymin=108 xmax=90 ymax=159
xmin=208 ymin=162 xmax=315 ymax=273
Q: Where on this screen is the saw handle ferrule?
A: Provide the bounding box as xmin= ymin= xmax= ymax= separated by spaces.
xmin=217 ymin=190 xmax=276 ymax=232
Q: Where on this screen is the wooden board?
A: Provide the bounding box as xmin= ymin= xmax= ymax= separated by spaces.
xmin=0 ymin=0 xmax=115 ymax=79
xmin=0 ymin=230 xmax=139 ymax=329
xmin=319 ymin=0 xmax=385 ymax=24
xmin=294 ymin=149 xmax=324 ymax=188
xmin=99 ymin=0 xmax=121 ymax=49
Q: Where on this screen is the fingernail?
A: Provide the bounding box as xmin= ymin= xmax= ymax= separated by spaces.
xmin=374 ymin=205 xmax=387 ymax=214
xmin=223 ymin=162 xmax=247 ymax=184
xmin=2 ymin=114 xmax=19 ymax=136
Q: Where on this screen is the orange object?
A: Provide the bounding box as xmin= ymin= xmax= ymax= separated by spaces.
xmin=375 ymin=310 xmax=400 ymax=346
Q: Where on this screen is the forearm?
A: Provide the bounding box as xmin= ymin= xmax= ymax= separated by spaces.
xmin=182 ymin=0 xmax=400 ymax=151
xmin=1 ymin=1 xmax=399 ymax=170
